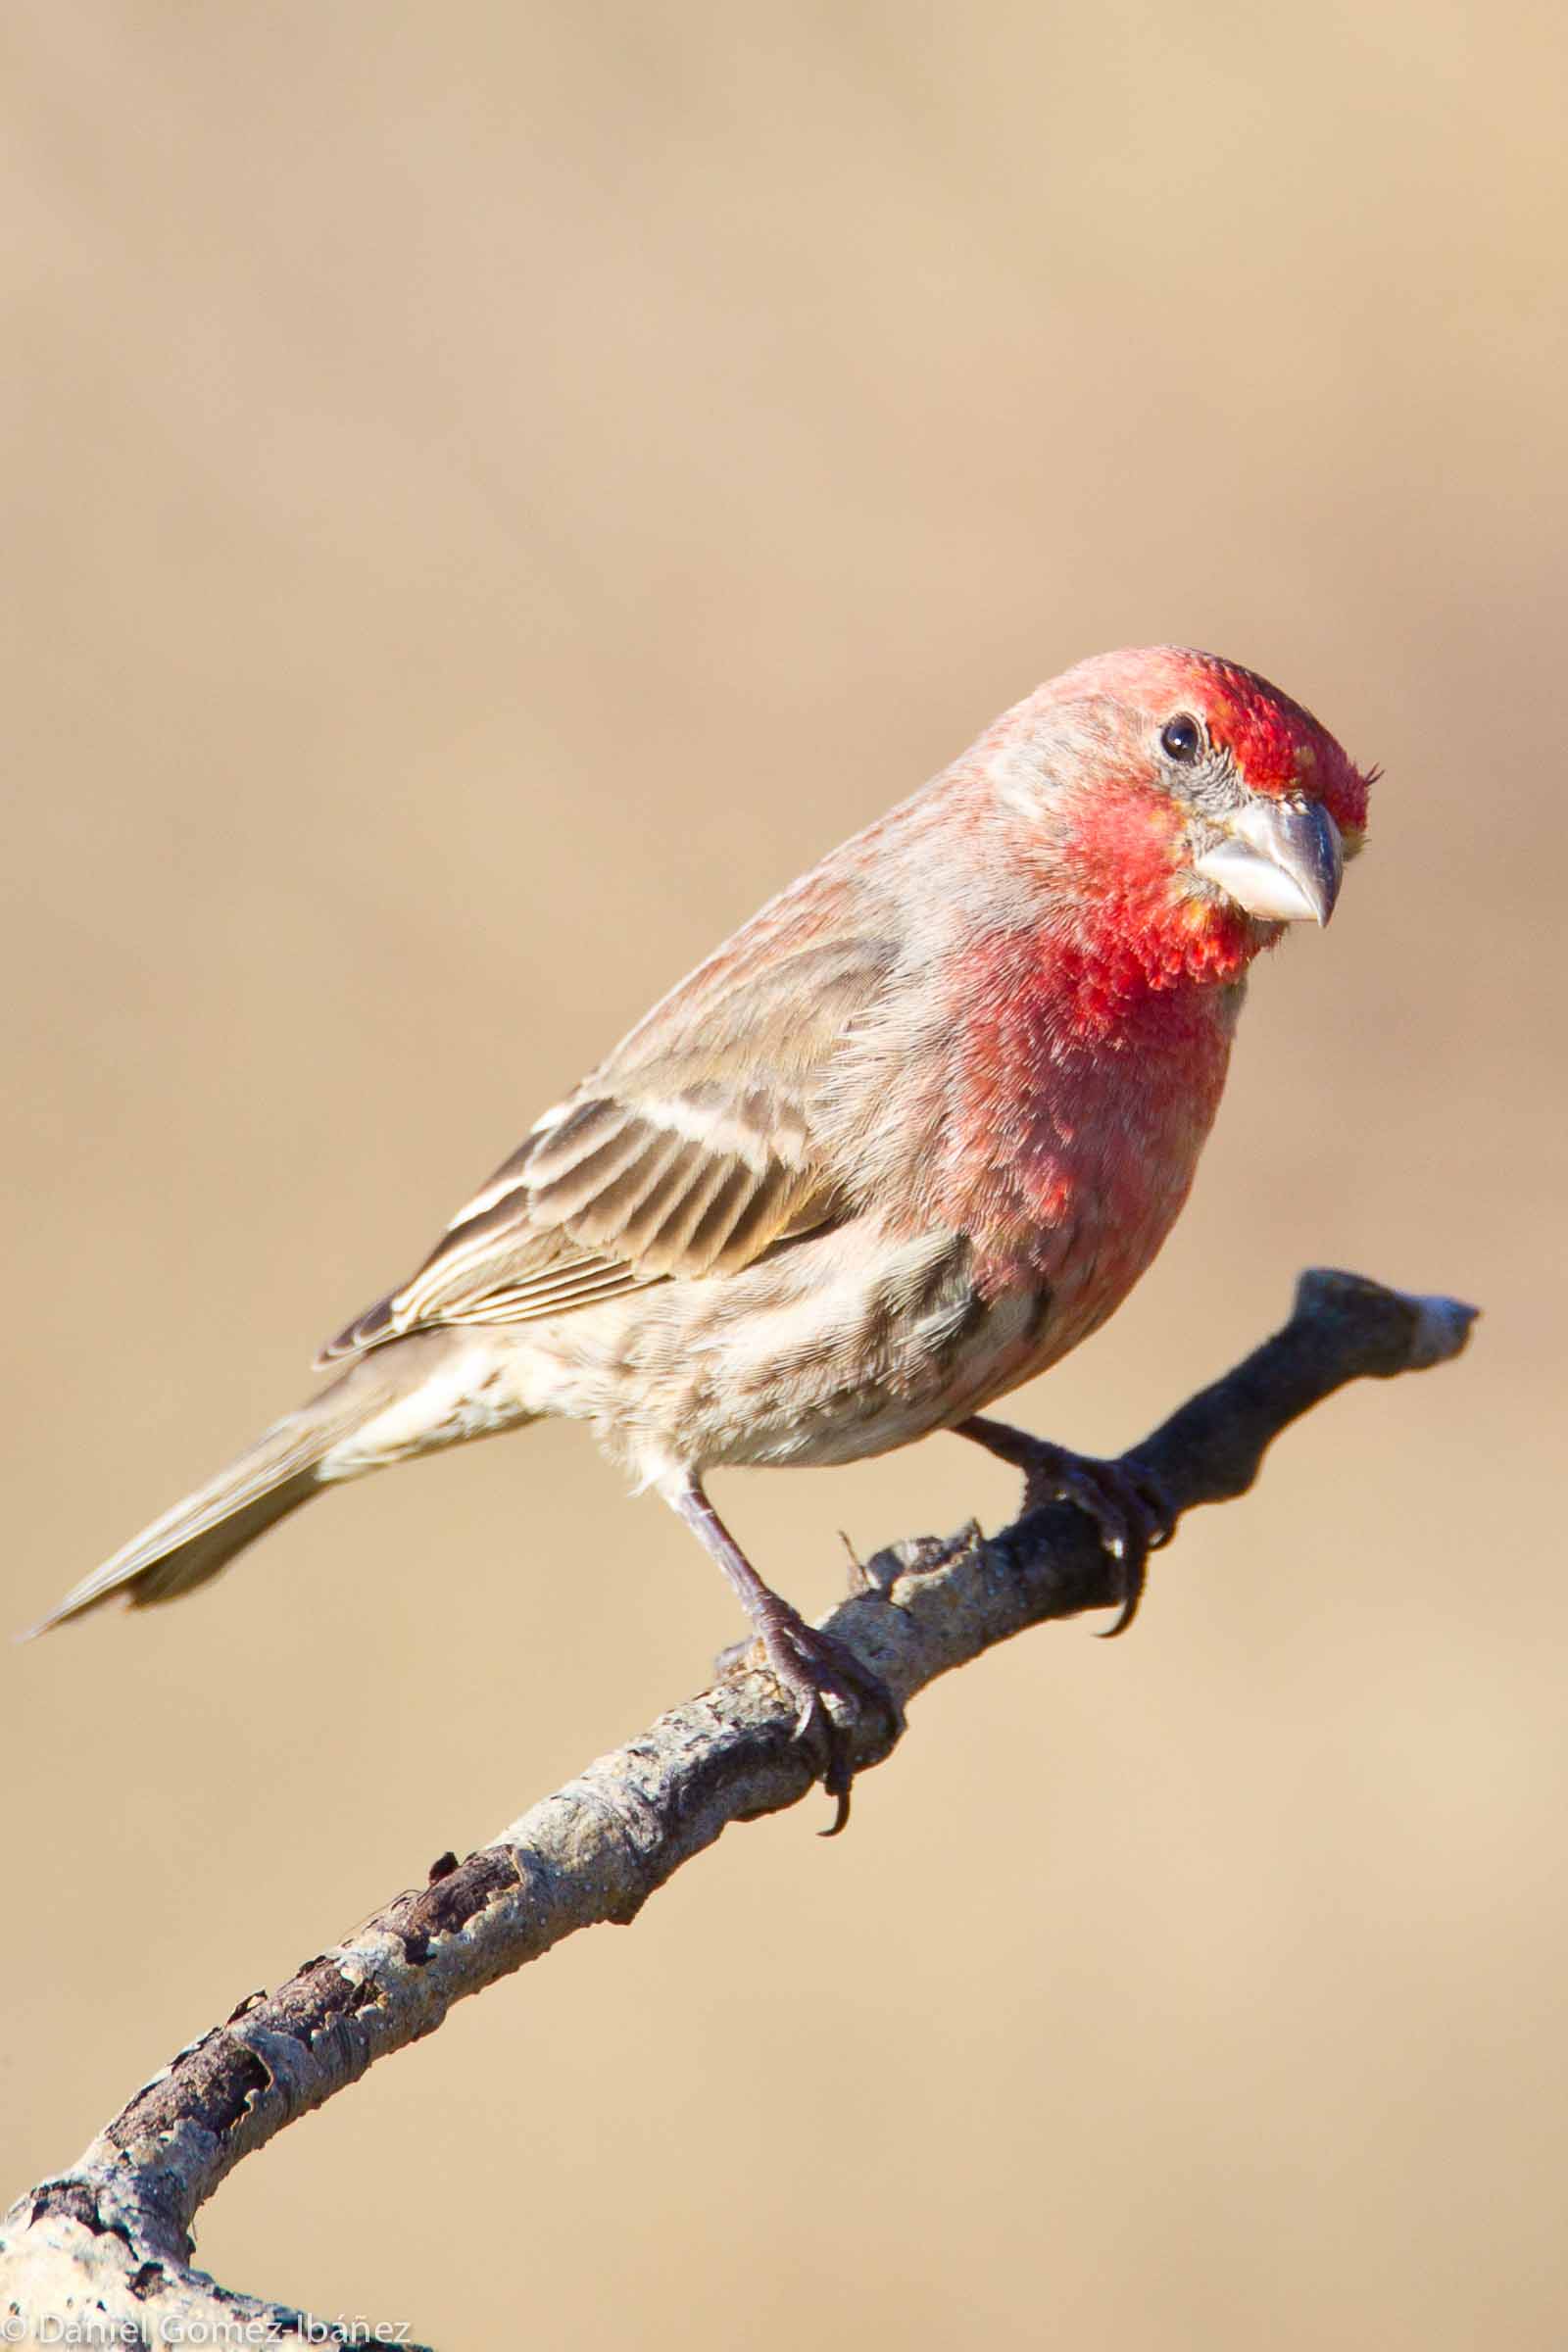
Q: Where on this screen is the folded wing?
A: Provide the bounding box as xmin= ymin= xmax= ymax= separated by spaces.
xmin=318 ymin=927 xmax=895 ymax=1360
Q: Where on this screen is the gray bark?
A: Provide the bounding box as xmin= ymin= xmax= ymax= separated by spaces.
xmin=0 ymin=1270 xmax=1477 ymax=2350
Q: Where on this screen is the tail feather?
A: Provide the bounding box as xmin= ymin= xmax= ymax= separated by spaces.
xmin=24 ymin=1358 xmax=417 ymax=1638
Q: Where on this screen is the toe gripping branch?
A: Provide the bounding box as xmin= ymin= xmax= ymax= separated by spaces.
xmin=0 ymin=1274 xmax=1477 ymax=2349
xmin=777 ymin=1270 xmax=1479 ymax=1821
xmin=953 ymin=1419 xmax=1176 ymax=1635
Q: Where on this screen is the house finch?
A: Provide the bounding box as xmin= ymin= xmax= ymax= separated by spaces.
xmin=32 ymin=647 xmax=1373 ymax=1823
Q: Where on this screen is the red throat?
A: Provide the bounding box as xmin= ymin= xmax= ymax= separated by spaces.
xmin=930 ymin=800 xmax=1253 ymax=1301
xmin=1052 ymin=784 xmax=1263 ymax=1028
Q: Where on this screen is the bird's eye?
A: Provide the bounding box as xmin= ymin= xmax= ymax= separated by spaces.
xmin=1160 ymin=713 xmax=1203 ymax=764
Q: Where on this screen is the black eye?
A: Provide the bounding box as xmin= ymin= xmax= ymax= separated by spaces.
xmin=1160 ymin=713 xmax=1202 ymax=763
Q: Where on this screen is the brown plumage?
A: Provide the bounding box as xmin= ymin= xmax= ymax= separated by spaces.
xmin=30 ymin=647 xmax=1375 ymax=1824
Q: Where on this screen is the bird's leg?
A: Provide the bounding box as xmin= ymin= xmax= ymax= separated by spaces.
xmin=662 ymin=1473 xmax=902 ymax=1834
xmin=953 ymin=1416 xmax=1178 ymax=1635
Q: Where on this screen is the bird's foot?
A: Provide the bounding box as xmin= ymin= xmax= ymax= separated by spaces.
xmin=723 ymin=1599 xmax=904 ymax=1836
xmin=955 ymin=1418 xmax=1177 ymax=1635
xmin=670 ymin=1474 xmax=902 ymax=1832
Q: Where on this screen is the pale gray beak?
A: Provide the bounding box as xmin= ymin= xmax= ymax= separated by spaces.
xmin=1193 ymin=797 xmax=1344 ymax=926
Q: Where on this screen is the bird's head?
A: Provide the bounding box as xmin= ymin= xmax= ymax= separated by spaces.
xmin=992 ymin=647 xmax=1376 ymax=991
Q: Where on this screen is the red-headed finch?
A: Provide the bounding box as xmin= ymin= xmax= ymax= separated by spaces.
xmin=30 ymin=647 xmax=1373 ymax=1822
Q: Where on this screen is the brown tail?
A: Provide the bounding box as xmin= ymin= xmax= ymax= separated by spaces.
xmin=24 ymin=1348 xmax=431 ymax=1637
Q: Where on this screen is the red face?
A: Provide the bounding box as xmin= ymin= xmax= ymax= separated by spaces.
xmin=1038 ymin=647 xmax=1376 ymax=950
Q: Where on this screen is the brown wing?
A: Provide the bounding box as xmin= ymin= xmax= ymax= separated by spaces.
xmin=318 ymin=927 xmax=895 ymax=1361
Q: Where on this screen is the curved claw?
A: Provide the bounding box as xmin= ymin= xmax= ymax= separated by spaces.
xmin=954 ymin=1418 xmax=1179 ymax=1634
xmin=1094 ymin=1464 xmax=1177 ymax=1637
xmin=753 ymin=1609 xmax=903 ymax=1833
xmin=821 ymin=1790 xmax=853 ymax=1838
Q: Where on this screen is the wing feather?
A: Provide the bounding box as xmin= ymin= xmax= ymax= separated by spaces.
xmin=318 ymin=924 xmax=897 ymax=1363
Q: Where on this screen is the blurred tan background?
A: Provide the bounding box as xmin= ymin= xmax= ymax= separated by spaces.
xmin=4 ymin=3 xmax=1565 ymax=2344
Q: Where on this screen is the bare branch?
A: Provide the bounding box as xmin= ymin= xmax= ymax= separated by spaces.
xmin=0 ymin=1271 xmax=1476 ymax=2349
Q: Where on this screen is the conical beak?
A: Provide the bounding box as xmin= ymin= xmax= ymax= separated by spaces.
xmin=1193 ymin=798 xmax=1344 ymax=926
